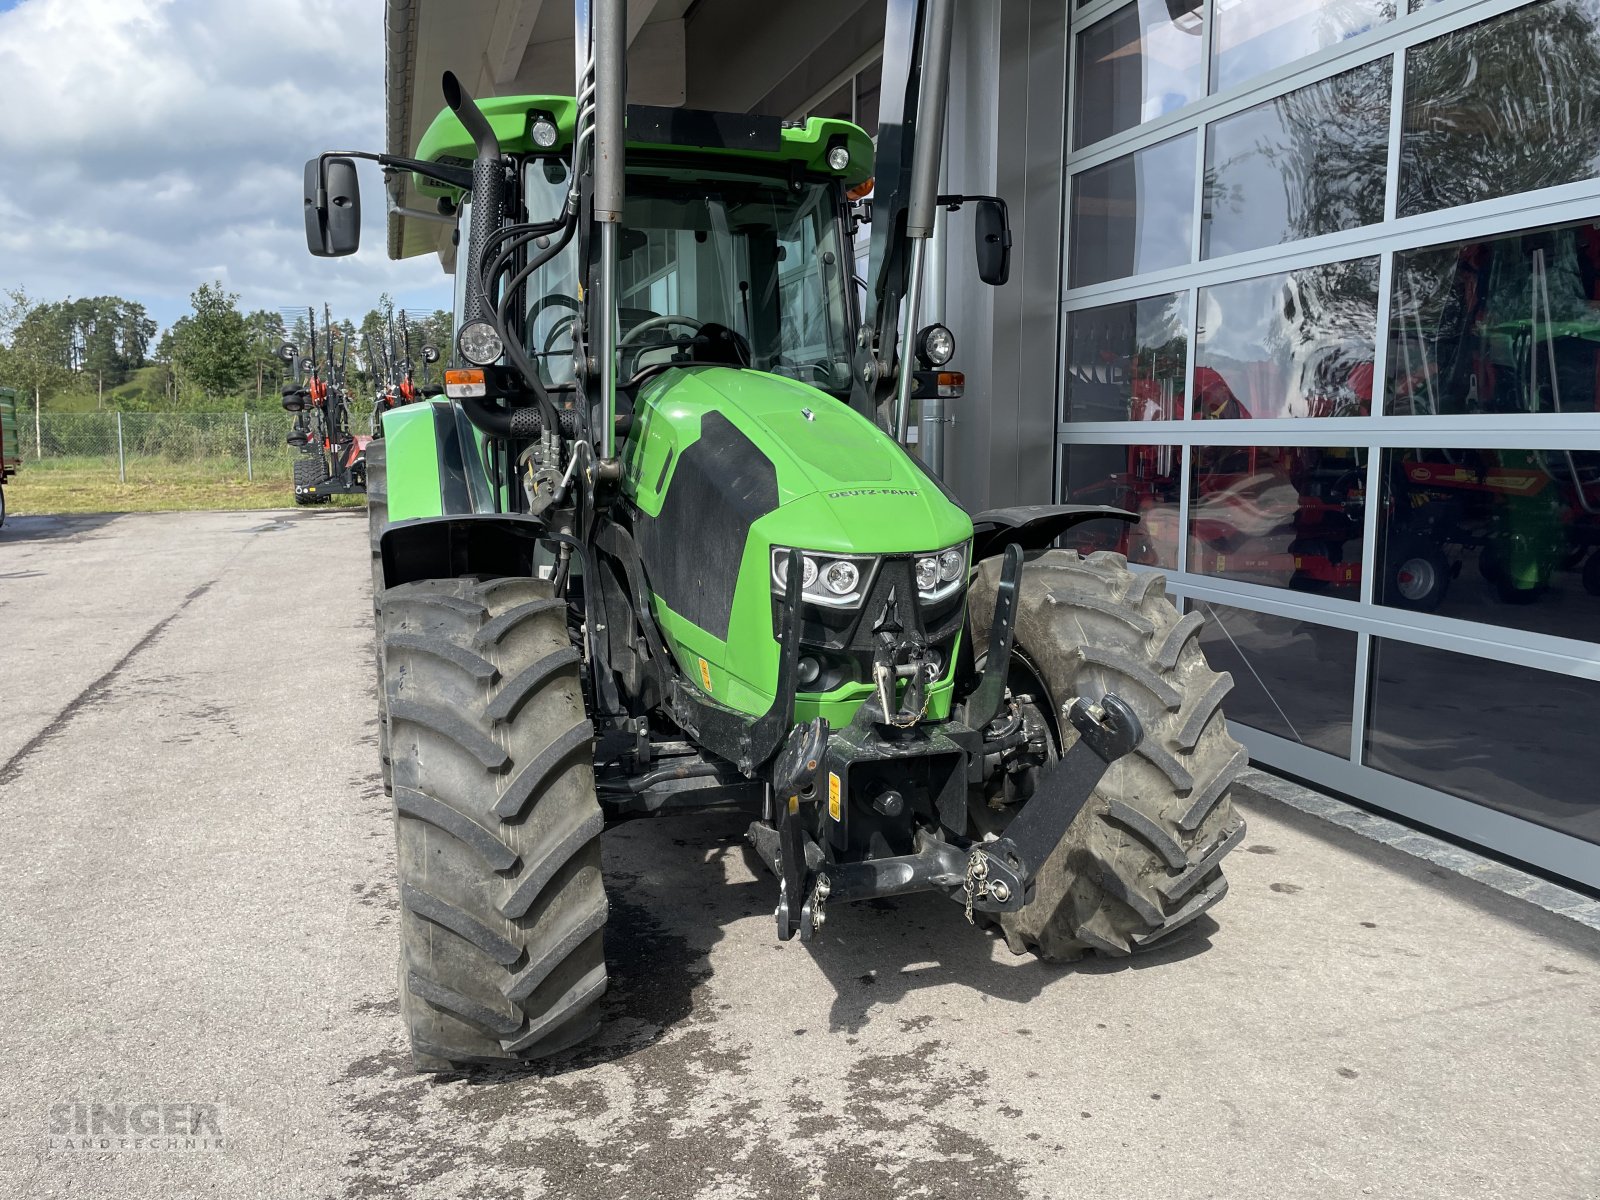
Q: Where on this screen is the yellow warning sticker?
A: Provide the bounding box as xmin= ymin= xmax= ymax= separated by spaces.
xmin=698 ymin=657 xmax=712 ymax=692
xmin=828 ymin=772 xmax=842 ymax=821
xmin=788 ymin=795 xmax=800 ymax=815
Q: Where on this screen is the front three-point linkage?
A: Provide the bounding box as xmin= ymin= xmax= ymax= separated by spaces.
xmin=765 ymin=691 xmax=1142 ymax=942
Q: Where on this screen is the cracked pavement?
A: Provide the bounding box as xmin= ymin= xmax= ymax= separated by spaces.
xmin=2 ymin=509 xmax=1598 ymax=1199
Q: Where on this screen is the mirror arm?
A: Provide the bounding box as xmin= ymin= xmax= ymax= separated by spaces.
xmin=936 ymin=193 xmax=1007 ymax=218
xmin=317 ymin=150 xmax=474 ymax=193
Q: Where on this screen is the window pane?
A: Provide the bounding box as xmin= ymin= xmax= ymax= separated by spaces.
xmin=1074 ymin=0 xmax=1206 ymax=149
xmin=1064 ymin=292 xmax=1189 ymax=421
xmin=1202 ymin=58 xmax=1392 ymax=259
xmin=1195 ymin=258 xmax=1378 ymax=419
xmin=1367 ymin=640 xmax=1600 ymax=845
xmin=1387 ymin=220 xmax=1600 ymax=416
xmin=1399 ymin=0 xmax=1600 ymax=217
xmin=1376 ymin=447 xmax=1600 ymax=637
xmin=1212 ymin=0 xmax=1395 ymax=93
xmin=1060 ymin=443 xmax=1182 ymax=567
xmin=1193 ymin=600 xmax=1356 ymax=757
xmin=855 ymin=60 xmax=882 ymax=136
xmin=815 ymin=80 xmax=852 ymax=122
xmin=1189 ymin=444 xmax=1368 ymax=596
xmin=1069 ymin=133 xmax=1196 ymax=288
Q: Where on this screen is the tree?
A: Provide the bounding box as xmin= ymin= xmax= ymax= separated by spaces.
xmin=359 ymin=295 xmax=398 ymax=387
xmin=169 ymin=281 xmax=251 ymax=398
xmin=0 ymin=288 xmax=72 ymax=454
xmin=59 ymin=295 xmax=156 ymax=397
xmin=243 ymin=309 xmax=288 ymax=405
xmin=117 ymin=299 xmax=157 ymax=370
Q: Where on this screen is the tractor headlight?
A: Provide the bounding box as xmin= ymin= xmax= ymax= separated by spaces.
xmin=916 ymin=541 xmax=968 ymax=603
xmin=827 ymin=144 xmax=851 ymax=171
xmin=823 ymin=560 xmax=859 ymax=595
xmin=457 ymin=319 xmax=504 ymax=366
xmin=771 ymin=547 xmax=872 ymax=608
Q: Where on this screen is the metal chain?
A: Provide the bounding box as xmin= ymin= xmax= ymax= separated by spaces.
xmin=963 ymin=849 xmax=990 ymax=925
xmin=874 ymin=660 xmax=932 ymax=729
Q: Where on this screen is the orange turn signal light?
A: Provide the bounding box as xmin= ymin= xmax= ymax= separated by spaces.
xmin=445 ymin=368 xmax=486 ymax=398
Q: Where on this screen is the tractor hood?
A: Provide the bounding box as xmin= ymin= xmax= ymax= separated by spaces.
xmin=627 ymin=366 xmax=973 ymax=557
xmin=622 ymin=365 xmax=974 ymax=718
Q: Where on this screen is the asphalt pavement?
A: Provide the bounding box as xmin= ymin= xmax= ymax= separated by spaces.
xmin=2 ymin=509 xmax=1598 ymax=1200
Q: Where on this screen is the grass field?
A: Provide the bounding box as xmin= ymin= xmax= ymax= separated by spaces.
xmin=5 ymin=456 xmax=364 ymax=515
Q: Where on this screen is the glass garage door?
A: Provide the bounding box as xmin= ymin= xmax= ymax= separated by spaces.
xmin=1058 ymin=0 xmax=1600 ymax=886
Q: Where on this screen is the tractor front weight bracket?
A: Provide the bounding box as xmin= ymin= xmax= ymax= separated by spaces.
xmin=962 ymin=694 xmax=1143 ymax=915
xmin=964 ymin=542 xmax=1024 ymax=728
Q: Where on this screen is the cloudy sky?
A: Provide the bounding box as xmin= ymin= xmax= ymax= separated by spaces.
xmin=0 ymin=0 xmax=450 ymax=332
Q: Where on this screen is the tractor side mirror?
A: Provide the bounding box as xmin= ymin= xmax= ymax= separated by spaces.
xmin=303 ymin=155 xmax=362 ymax=257
xmin=974 ymin=198 xmax=1011 ymax=287
xmin=422 ymin=345 xmax=440 ymax=364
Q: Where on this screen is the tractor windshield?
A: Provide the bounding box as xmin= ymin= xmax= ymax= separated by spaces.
xmin=521 ymin=159 xmax=854 ymax=394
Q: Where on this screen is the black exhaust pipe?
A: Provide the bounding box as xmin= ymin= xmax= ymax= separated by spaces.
xmin=441 ymin=71 xmax=503 ymax=328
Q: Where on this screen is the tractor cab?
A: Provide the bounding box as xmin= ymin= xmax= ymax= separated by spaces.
xmin=520 ymin=158 xmax=858 ymax=398
xmin=408 ymin=98 xmax=874 ymax=407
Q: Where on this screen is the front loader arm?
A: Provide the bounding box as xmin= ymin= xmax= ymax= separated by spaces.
xmin=848 ymin=0 xmax=956 ymax=434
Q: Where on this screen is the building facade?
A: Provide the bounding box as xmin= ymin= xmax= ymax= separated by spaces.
xmin=387 ymin=0 xmax=1600 ymax=888
xmin=1036 ymin=0 xmax=1600 ymax=890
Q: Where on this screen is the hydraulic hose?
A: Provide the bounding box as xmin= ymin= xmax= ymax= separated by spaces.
xmin=442 ymin=69 xmax=570 ymax=443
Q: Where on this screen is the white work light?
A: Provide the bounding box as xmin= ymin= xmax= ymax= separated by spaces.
xmin=916 ymin=323 xmax=956 ymax=368
xmin=530 ymin=116 xmax=559 ymax=149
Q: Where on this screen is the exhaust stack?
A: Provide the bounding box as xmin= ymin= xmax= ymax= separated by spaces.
xmin=592 ymin=0 xmax=627 ymax=459
xmin=441 ymin=71 xmax=504 ymax=328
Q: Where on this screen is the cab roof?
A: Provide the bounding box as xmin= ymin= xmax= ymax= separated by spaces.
xmin=410 ymin=94 xmax=875 ymax=199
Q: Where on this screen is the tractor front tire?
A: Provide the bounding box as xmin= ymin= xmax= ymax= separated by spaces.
xmin=366 ymin=440 xmax=391 ymax=793
xmin=967 ymin=550 xmax=1247 ymax=960
xmin=382 ymin=576 xmax=608 ymax=1070
xmin=292 ymin=454 xmax=330 ymax=506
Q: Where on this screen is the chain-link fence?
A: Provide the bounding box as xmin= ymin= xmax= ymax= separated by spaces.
xmin=21 ymin=410 xmax=371 ymax=484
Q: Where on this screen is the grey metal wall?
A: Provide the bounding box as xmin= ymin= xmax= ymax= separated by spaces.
xmin=940 ymin=0 xmax=1066 ymax=513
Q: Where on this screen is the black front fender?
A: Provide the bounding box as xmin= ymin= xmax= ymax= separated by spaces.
xmin=969 ymin=504 xmax=1137 ymax=563
xmin=379 ymin=513 xmax=549 ymax=590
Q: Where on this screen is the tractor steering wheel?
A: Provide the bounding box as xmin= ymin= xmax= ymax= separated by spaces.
xmin=619 ymin=315 xmax=706 ymax=379
xmin=620 ymin=314 xmax=704 ymax=346
xmin=528 ymin=293 xmax=581 ymax=324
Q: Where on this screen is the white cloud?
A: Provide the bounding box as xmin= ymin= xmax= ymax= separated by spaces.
xmin=0 ymin=0 xmax=450 ymax=331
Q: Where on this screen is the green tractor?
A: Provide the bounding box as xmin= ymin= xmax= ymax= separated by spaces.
xmin=303 ymin=0 xmax=1245 ymax=1071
